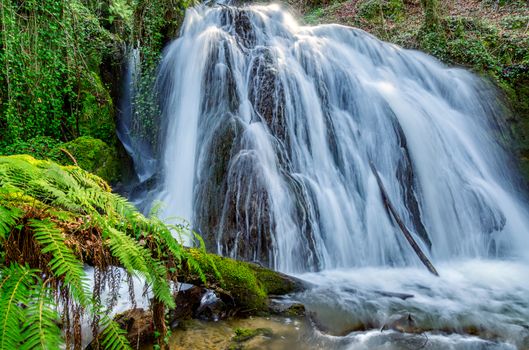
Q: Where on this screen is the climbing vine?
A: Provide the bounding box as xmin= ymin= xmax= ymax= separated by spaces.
xmin=0 ymin=0 xmax=129 ymax=153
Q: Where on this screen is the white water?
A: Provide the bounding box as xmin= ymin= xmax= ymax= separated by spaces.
xmin=118 ymin=47 xmax=157 ymax=185
xmin=148 ymin=3 xmax=529 ymax=348
xmin=297 ymin=260 xmax=529 ymax=349
xmin=155 ymin=3 xmax=529 ymax=271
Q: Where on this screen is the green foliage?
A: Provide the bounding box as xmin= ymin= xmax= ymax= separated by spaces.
xmin=0 ymin=205 xmax=23 ymax=240
xmin=30 ymin=219 xmax=90 ymax=306
xmin=0 ymin=136 xmax=62 ymax=160
xmin=304 ymin=7 xmax=325 ymax=24
xmin=358 ymin=0 xmax=405 ymax=23
xmin=48 ymin=136 xmax=121 ymax=183
xmin=0 ymin=0 xmax=120 ymax=151
xmin=99 ymin=315 xmax=132 ymax=350
xmin=20 ymin=279 xmax=64 ymax=350
xmin=130 ymin=0 xmax=194 ymax=150
xmin=0 ymin=264 xmax=63 ymax=350
xmin=0 ymin=155 xmax=205 ymax=349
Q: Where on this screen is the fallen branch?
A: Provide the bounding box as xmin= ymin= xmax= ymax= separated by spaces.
xmin=60 ymin=148 xmax=78 ymax=166
xmin=369 ymin=161 xmax=439 ymax=276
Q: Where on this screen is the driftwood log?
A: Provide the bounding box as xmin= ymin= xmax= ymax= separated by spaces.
xmin=369 ymin=161 xmax=439 ymax=276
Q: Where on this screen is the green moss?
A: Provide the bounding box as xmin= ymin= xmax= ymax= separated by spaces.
xmin=48 ymin=136 xmax=120 ymax=183
xmin=185 ymin=249 xmax=303 ymax=312
xmin=187 ymin=249 xmax=267 ymax=310
xmin=233 ymin=327 xmax=273 ymax=342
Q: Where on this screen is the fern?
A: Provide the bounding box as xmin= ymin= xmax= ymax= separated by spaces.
xmin=30 ymin=219 xmax=89 ymax=307
xmin=103 ymin=225 xmax=150 ymax=275
xmin=99 ymin=316 xmax=132 ymax=350
xmin=0 ymin=155 xmax=203 ymax=347
xmin=20 ymin=281 xmax=63 ymax=350
xmin=103 ymin=225 xmax=175 ymax=308
xmin=145 ymin=259 xmax=175 ymax=309
xmin=0 ymin=205 xmax=23 ymax=239
xmin=0 ymin=264 xmax=36 ymax=350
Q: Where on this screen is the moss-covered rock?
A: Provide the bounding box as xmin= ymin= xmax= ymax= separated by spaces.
xmin=233 ymin=327 xmax=273 ymax=342
xmin=48 ymin=136 xmax=121 ymax=183
xmin=180 ymin=249 xmax=306 ymax=312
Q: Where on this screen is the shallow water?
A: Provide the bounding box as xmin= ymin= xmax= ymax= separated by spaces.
xmin=142 ymin=316 xmax=311 ymax=350
xmin=296 ymin=259 xmax=529 ymax=349
xmin=139 ymin=260 xmax=528 ymax=350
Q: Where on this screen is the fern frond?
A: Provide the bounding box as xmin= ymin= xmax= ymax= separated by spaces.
xmin=184 ymin=252 xmax=208 ymax=284
xmin=103 ymin=225 xmax=175 ymax=308
xmin=99 ymin=315 xmax=132 ymax=350
xmin=103 ymin=225 xmax=150 ymax=274
xmin=151 ymin=221 xmax=184 ymax=263
xmin=0 ymin=205 xmax=23 ymax=239
xmin=30 ymin=219 xmax=89 ymax=306
xmin=20 ymin=280 xmax=63 ymax=350
xmin=0 ymin=264 xmax=37 ymax=350
xmin=146 ymin=259 xmax=175 ymax=309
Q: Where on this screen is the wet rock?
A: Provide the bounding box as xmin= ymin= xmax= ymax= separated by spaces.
xmin=269 ymin=299 xmax=306 ymax=317
xmin=228 ymin=327 xmax=274 ymax=350
xmin=381 ymin=313 xmax=418 ymax=333
xmin=112 ymin=308 xmax=154 ymax=345
xmin=170 ymin=286 xmax=229 ymax=326
xmin=170 ymin=286 xmax=204 ymax=325
xmin=196 ymin=290 xmax=228 ymax=321
xmin=373 ymin=290 xmax=414 ymax=300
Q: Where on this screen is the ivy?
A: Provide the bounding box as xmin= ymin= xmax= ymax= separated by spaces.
xmin=0 ymin=0 xmax=125 ymax=153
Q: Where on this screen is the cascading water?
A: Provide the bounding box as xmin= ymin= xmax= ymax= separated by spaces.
xmin=154 ymin=4 xmax=528 ymax=271
xmin=118 ymin=47 xmax=158 ymax=185
xmin=150 ymin=3 xmax=529 ymax=348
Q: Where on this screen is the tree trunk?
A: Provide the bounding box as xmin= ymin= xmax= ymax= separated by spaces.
xmin=421 ymin=0 xmax=440 ymax=30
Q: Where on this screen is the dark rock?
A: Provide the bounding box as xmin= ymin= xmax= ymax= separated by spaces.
xmin=268 ymin=299 xmax=306 ymax=317
xmin=373 ymin=290 xmax=414 ymax=300
xmin=170 ymin=286 xmax=205 ymax=322
xmin=381 ymin=313 xmax=418 ymax=333
xmin=113 ymin=308 xmax=154 ymax=345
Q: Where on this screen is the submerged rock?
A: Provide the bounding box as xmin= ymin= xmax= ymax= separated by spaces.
xmin=381 ymin=313 xmax=418 ymax=333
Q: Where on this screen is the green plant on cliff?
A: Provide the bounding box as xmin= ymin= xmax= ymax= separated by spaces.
xmin=0 ymin=0 xmax=122 ymax=152
xmin=0 ymin=155 xmax=208 ymax=349
xmin=129 ymin=0 xmax=194 ymax=152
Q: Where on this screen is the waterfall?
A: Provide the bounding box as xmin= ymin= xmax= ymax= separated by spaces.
xmin=117 ymin=47 xmax=157 ymax=192
xmin=153 ymin=3 xmax=529 ymax=274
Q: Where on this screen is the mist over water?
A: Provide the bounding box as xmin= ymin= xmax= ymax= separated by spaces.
xmin=139 ymin=3 xmax=529 ymax=348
